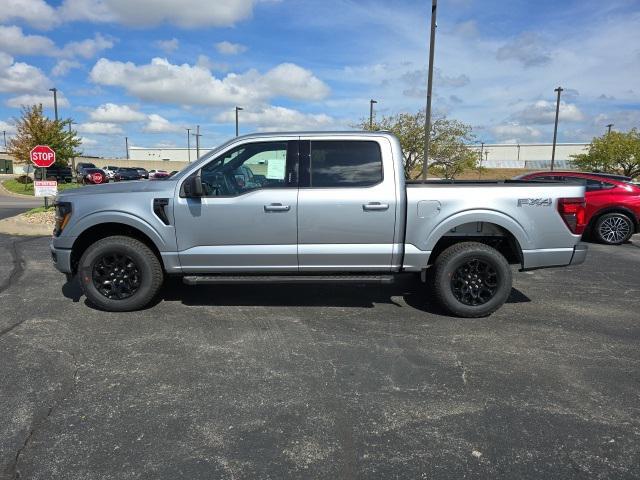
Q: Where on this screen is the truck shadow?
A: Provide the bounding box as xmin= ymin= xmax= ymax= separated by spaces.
xmin=156 ymin=276 xmax=531 ymax=316
xmin=61 ymin=275 xmax=531 ymax=316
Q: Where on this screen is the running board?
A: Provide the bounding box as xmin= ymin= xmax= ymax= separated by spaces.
xmin=182 ymin=274 xmax=395 ymax=285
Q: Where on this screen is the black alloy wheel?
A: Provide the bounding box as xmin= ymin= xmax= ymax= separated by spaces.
xmin=92 ymin=252 xmax=141 ymax=299
xmin=450 ymin=258 xmax=499 ymax=306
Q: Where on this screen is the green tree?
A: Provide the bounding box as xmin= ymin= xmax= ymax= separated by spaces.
xmin=7 ymin=104 xmax=82 ymax=170
xmin=356 ymin=109 xmax=477 ymax=179
xmin=571 ymin=129 xmax=640 ymax=178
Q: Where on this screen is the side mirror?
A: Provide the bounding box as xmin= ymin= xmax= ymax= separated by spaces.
xmin=183 ymin=172 xmax=203 ymax=197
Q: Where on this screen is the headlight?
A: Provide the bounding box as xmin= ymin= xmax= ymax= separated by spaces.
xmin=54 ymin=201 xmax=72 ymax=236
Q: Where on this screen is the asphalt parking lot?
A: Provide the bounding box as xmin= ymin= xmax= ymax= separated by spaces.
xmin=1 ymin=234 xmax=639 ymax=479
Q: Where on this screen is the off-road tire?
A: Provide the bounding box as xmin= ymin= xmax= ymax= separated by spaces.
xmin=433 ymin=241 xmax=512 ymax=318
xmin=78 ymin=235 xmax=164 ymax=312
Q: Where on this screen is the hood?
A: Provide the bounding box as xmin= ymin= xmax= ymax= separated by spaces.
xmin=57 ymin=179 xmax=177 ymax=199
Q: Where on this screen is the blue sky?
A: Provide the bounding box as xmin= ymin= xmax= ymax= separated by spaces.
xmin=1 ymin=0 xmax=639 ymax=157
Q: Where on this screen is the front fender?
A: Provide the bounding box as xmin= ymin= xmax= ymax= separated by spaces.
xmin=56 ymin=210 xmax=173 ymax=252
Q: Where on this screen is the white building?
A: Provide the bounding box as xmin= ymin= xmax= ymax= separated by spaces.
xmin=128 ymin=146 xmax=216 ymax=163
xmin=468 ymin=143 xmax=589 ymax=169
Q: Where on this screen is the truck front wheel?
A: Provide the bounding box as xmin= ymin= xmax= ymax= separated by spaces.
xmin=433 ymin=242 xmax=512 ymax=318
xmin=78 ymin=236 xmax=164 ymax=312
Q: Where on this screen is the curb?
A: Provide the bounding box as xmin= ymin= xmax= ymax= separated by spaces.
xmin=0 ymin=213 xmax=52 ymax=237
xmin=0 ymin=180 xmax=36 ymax=199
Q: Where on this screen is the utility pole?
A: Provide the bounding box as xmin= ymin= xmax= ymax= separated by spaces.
xmin=2 ymin=131 xmax=6 ymax=151
xmin=550 ymin=86 xmax=563 ymax=171
xmin=186 ymin=128 xmax=191 ymax=162
xmin=49 ymin=88 xmax=58 ymax=121
xmin=235 ymin=106 xmax=243 ymax=137
xmin=125 ymin=136 xmax=129 ymax=160
xmin=606 ymin=123 xmax=613 ymax=135
xmin=192 ymin=125 xmax=202 ymax=158
xmin=422 ymin=0 xmax=438 ymax=180
xmin=369 ymin=99 xmax=377 ymax=129
xmin=517 ymin=143 xmax=521 ymax=164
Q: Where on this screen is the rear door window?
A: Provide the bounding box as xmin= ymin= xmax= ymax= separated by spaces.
xmin=308 ymin=140 xmax=383 ymax=188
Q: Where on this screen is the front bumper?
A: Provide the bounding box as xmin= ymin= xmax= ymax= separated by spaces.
xmin=50 ymin=243 xmax=73 ymax=274
xmin=569 ymin=242 xmax=588 ymax=266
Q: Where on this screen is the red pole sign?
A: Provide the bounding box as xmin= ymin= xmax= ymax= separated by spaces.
xmin=30 ymin=145 xmax=56 ymax=168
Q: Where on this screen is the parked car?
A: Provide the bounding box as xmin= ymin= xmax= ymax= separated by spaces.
xmin=113 ymin=167 xmax=143 ymax=181
xmin=34 ymin=166 xmax=73 ymax=183
xmin=101 ymin=165 xmax=119 ymax=179
xmin=79 ymin=168 xmax=108 ymax=185
xmin=51 ymin=132 xmax=587 ymax=316
xmin=516 ymin=171 xmax=640 ymax=245
xmin=169 ymin=170 xmax=179 ymax=177
xmin=149 ymin=169 xmax=170 ymax=180
xmin=135 ymin=168 xmax=149 ymax=179
xmin=76 ymin=162 xmax=97 ymax=176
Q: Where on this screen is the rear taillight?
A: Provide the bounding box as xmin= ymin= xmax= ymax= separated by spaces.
xmin=558 ymin=197 xmax=586 ymax=234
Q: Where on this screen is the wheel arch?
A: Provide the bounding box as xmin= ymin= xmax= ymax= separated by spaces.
xmin=70 ymin=222 xmax=164 ymax=275
xmin=587 ymin=206 xmax=639 ymax=234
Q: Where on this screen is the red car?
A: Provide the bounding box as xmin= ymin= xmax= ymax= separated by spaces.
xmin=518 ymin=171 xmax=640 ymax=245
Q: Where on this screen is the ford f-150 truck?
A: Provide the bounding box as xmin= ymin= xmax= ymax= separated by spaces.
xmin=50 ymin=132 xmax=588 ymax=317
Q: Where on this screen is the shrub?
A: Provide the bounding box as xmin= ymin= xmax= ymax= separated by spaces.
xmin=15 ymin=175 xmax=33 ymax=184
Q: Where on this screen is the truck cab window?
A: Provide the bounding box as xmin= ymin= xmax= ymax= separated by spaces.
xmin=200 ymin=141 xmax=289 ymax=196
xmin=309 ymin=140 xmax=383 ymax=187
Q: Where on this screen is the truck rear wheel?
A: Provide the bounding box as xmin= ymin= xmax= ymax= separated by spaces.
xmin=78 ymin=236 xmax=164 ymax=312
xmin=433 ymin=242 xmax=512 ymax=318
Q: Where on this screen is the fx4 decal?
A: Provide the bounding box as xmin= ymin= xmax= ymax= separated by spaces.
xmin=518 ymin=198 xmax=553 ymax=207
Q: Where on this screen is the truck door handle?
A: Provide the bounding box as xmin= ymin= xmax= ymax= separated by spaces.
xmin=264 ymin=203 xmax=291 ymax=212
xmin=363 ymin=202 xmax=389 ymax=211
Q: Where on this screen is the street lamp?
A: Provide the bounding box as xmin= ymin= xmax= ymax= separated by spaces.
xmin=192 ymin=125 xmax=202 ymax=158
xmin=550 ymin=86 xmax=563 ymax=171
xmin=369 ymin=99 xmax=377 ymax=129
xmin=2 ymin=130 xmax=6 ymax=151
xmin=422 ymin=0 xmax=438 ymax=180
xmin=235 ymin=106 xmax=243 ymax=137
xmin=49 ymin=87 xmax=58 ymax=121
xmin=606 ymin=123 xmax=614 ymax=135
xmin=125 ymin=136 xmax=129 ymax=160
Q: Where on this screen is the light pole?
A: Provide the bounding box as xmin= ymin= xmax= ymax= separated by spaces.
xmin=517 ymin=143 xmax=521 ymax=164
xmin=125 ymin=136 xmax=130 ymax=160
xmin=369 ymin=99 xmax=377 ymax=129
xmin=186 ymin=128 xmax=191 ymax=162
xmin=192 ymin=125 xmax=202 ymax=158
xmin=478 ymin=142 xmax=484 ymax=178
xmin=49 ymin=88 xmax=58 ymax=121
xmin=422 ymin=0 xmax=438 ymax=180
xmin=235 ymin=106 xmax=243 ymax=137
xmin=550 ymin=86 xmax=563 ymax=171
xmin=606 ymin=123 xmax=613 ymax=135
xmin=2 ymin=130 xmax=6 ymax=151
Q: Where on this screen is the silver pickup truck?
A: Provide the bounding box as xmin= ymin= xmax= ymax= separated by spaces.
xmin=50 ymin=132 xmax=587 ymax=317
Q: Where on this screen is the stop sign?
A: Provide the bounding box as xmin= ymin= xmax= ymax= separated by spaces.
xmin=30 ymin=145 xmax=56 ymax=168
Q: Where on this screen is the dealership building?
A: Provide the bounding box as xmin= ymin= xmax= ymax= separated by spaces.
xmin=467 ymin=142 xmax=589 ymax=169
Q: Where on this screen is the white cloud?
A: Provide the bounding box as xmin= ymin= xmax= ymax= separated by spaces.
xmin=0 ymin=26 xmax=56 ymax=56
xmin=79 ymin=136 xmax=99 ymax=146
xmin=496 ymin=32 xmax=552 ymax=68
xmin=52 ymin=59 xmax=82 ymax=77
xmin=59 ymin=33 xmax=114 ymax=59
xmin=512 ymin=100 xmax=585 ymax=125
xmin=89 ymin=57 xmax=330 ymax=106
xmin=143 ymin=114 xmax=182 ymax=133
xmin=0 ymin=120 xmax=16 ymax=134
xmin=58 ymin=0 xmax=257 ymax=28
xmin=156 ymin=38 xmax=179 ymax=53
xmin=0 ymin=0 xmax=59 ymax=30
xmin=216 ymin=105 xmax=334 ymax=132
xmin=0 ymin=53 xmax=50 ymax=94
xmin=491 ymin=123 xmax=543 ymax=142
xmin=196 ymin=55 xmax=229 ymax=72
xmin=89 ymin=103 xmax=147 ymax=123
xmin=77 ymin=122 xmax=123 ymax=134
xmin=5 ymin=93 xmax=70 ymax=109
xmin=215 ymin=41 xmax=247 ymax=55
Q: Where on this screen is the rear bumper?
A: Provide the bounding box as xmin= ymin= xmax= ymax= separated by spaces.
xmin=569 ymin=242 xmax=588 ymax=266
xmin=521 ymin=242 xmax=588 ymax=271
